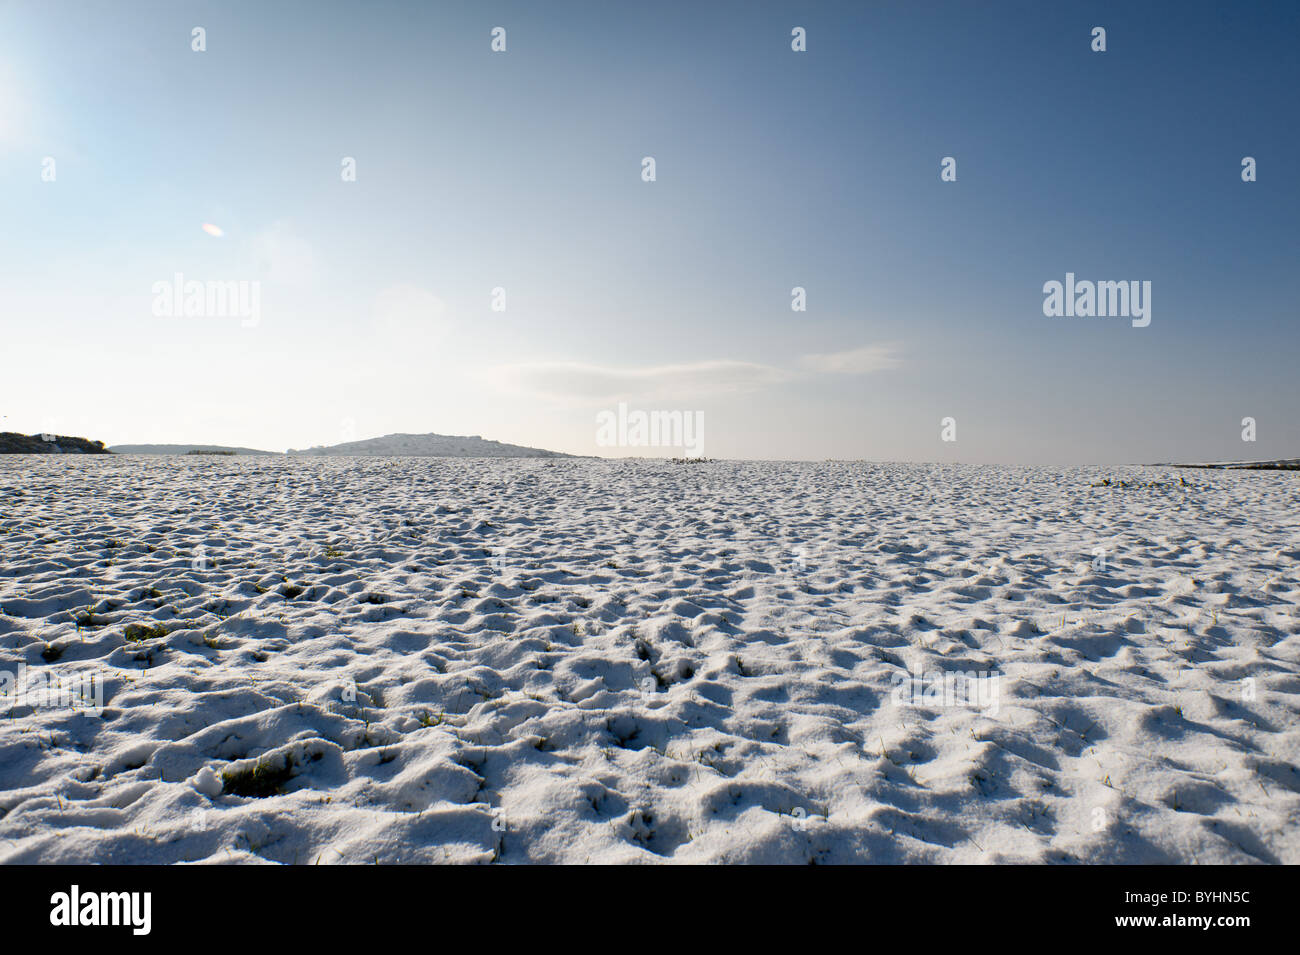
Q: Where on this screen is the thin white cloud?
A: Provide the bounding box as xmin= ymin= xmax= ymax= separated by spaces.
xmin=799 ymin=344 xmax=902 ymax=374
xmin=495 ymin=345 xmax=900 ymax=399
xmin=496 ymin=359 xmax=792 ymax=399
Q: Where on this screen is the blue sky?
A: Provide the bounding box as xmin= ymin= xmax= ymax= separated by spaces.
xmin=2 ymin=0 xmax=1296 ymax=462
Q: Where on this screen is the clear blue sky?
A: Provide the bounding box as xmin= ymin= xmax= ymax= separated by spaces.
xmin=2 ymin=0 xmax=1296 ymax=462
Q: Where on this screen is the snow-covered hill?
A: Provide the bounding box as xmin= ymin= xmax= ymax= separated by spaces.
xmin=286 ymin=432 xmax=578 ymax=458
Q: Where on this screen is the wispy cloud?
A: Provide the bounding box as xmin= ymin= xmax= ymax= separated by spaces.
xmin=496 ymin=359 xmax=791 ymax=399
xmin=799 ymin=344 xmax=902 ymax=374
xmin=494 ymin=345 xmax=900 ymax=399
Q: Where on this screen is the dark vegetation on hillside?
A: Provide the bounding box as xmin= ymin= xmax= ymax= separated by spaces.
xmin=1175 ymin=460 xmax=1300 ymax=471
xmin=0 ymin=432 xmax=111 ymax=454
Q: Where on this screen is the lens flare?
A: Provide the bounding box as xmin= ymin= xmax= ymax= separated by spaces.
xmin=201 ymin=223 xmax=224 ymax=237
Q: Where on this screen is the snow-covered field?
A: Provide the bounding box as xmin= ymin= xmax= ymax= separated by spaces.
xmin=1 ymin=456 xmax=1297 ymax=864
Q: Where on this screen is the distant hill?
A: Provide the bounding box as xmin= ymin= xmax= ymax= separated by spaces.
xmin=0 ymin=432 xmax=111 ymax=454
xmin=110 ymin=444 xmax=278 ymax=456
xmin=286 ymin=432 xmax=578 ymax=458
xmin=1174 ymin=458 xmax=1300 ymax=471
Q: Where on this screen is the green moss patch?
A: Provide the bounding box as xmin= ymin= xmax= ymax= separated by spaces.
xmin=221 ymin=757 xmax=296 ymax=797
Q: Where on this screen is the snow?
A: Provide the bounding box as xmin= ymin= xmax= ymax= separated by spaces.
xmin=0 ymin=455 xmax=1297 ymax=863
